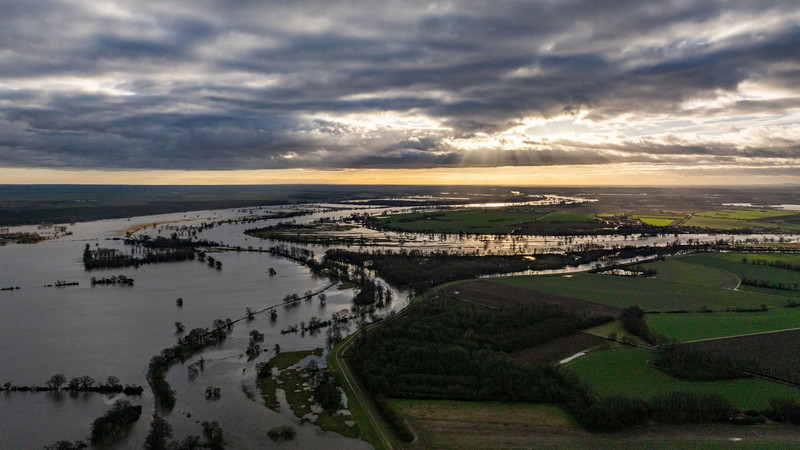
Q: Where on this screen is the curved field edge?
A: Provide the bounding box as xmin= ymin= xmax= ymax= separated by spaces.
xmin=566 ymin=347 xmax=800 ymax=410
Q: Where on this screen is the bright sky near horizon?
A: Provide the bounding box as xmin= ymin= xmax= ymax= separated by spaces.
xmin=1 ymin=1 xmax=799 ymax=185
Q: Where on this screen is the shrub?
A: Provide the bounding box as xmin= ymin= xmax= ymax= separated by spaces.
xmin=575 ymin=395 xmax=649 ymax=432
xmin=649 ymin=391 xmax=735 ymax=423
xmin=763 ymin=398 xmax=800 ymax=424
xmin=89 ymin=400 xmax=142 ymax=445
xmin=267 ymin=425 xmax=296 ymax=441
xmin=654 ymin=345 xmax=746 ymax=381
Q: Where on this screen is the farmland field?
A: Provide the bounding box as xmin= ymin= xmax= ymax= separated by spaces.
xmin=634 ymin=214 xmax=684 ymax=226
xmin=647 ymin=308 xmax=800 ymax=342
xmin=374 ymin=207 xmax=613 ymax=235
xmin=683 ymin=209 xmax=800 ymax=230
xmin=666 ymin=253 xmax=800 ymax=298
xmin=392 ymin=398 xmax=800 ymax=449
xmin=640 ymin=259 xmax=739 ymax=289
xmin=696 ymin=209 xmax=796 ymax=220
xmin=375 ymin=208 xmax=545 ymax=234
xmin=566 ymin=347 xmax=799 ymax=410
xmin=492 ymin=271 xmax=790 ymax=312
xmin=688 ymin=330 xmax=800 ymax=384
xmin=492 ymin=252 xmax=800 ymax=312
xmin=537 ymin=212 xmax=599 ymax=222
xmin=444 ymin=281 xmax=623 ymax=317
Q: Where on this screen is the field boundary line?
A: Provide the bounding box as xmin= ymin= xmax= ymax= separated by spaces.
xmin=682 ymin=327 xmax=800 ymax=344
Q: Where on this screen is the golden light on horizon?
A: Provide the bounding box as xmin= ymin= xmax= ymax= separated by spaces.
xmin=2 ymin=164 xmax=797 ymax=186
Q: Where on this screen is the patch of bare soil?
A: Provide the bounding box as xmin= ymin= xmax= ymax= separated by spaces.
xmin=510 ymin=332 xmax=608 ymax=366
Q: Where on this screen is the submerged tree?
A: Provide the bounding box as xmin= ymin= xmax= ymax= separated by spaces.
xmin=143 ymin=414 xmax=172 ymax=450
xmin=46 ymin=374 xmax=66 ymax=391
xmin=201 ymin=420 xmax=225 ymax=449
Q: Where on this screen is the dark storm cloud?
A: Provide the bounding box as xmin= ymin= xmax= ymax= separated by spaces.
xmin=0 ymin=0 xmax=799 ymax=171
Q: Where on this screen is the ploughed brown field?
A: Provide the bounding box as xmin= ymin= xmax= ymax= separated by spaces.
xmin=444 ymin=280 xmax=623 ymax=318
xmin=510 ymin=332 xmax=608 ymax=366
xmin=687 ymin=329 xmax=800 ymax=384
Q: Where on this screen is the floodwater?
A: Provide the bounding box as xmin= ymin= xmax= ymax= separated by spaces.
xmin=0 ymin=207 xmax=402 ymax=449
xmin=1 ymin=201 xmax=799 ymax=448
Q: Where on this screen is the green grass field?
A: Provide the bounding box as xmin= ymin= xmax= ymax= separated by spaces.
xmin=634 ymin=214 xmax=684 ymax=226
xmin=537 ymin=212 xmax=599 ymax=222
xmin=567 ymin=347 xmax=799 ymax=410
xmin=493 ymin=272 xmax=787 ymax=312
xmin=683 ymin=209 xmax=800 ymax=230
xmin=669 ymin=253 xmax=800 ymax=298
xmin=696 ymin=209 xmax=796 ymax=220
xmin=647 ymin=308 xmax=800 ymax=342
xmin=493 ymin=253 xmax=800 ymax=312
xmin=376 ymin=207 xmax=611 ymax=235
xmin=377 ymin=208 xmax=545 ymax=234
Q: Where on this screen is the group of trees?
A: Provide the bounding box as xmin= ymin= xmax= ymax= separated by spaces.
xmin=743 ymin=257 xmax=800 ymax=272
xmin=349 ymin=294 xmax=604 ymax=401
xmin=306 ymin=361 xmax=343 ymax=414
xmin=4 ymin=374 xmax=142 ymax=396
xmin=352 ymin=281 xmax=393 ymax=306
xmin=740 ymin=276 xmax=799 ymax=291
xmin=143 ymin=414 xmax=224 ymax=449
xmin=83 ymin=244 xmax=196 ymax=270
xmin=89 ymin=400 xmax=142 ymax=446
xmin=575 ymin=391 xmax=737 ymax=431
xmin=266 ymin=425 xmax=296 ymax=442
xmin=246 ymin=330 xmax=264 ymax=360
xmin=266 ymin=244 xmax=315 ymax=263
xmin=83 ymin=235 xmax=222 ymax=270
xmin=148 ymin=318 xmax=234 ymax=410
xmin=90 ymin=274 xmax=134 ymax=285
xmin=654 ymin=345 xmax=747 ymax=381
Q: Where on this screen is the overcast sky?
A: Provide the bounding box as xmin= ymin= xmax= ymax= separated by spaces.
xmin=1 ymin=0 xmax=799 ymax=184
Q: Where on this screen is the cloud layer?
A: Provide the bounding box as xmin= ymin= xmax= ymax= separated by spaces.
xmin=1 ymin=0 xmax=799 ymax=176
